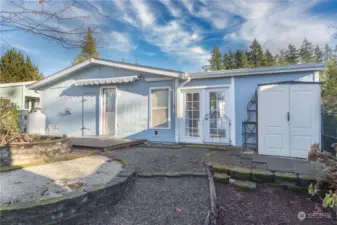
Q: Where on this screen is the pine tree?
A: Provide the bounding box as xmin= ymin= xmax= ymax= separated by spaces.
xmin=285 ymin=44 xmax=299 ymax=64
xmin=0 ymin=49 xmax=43 ymax=83
xmin=300 ymin=38 xmax=314 ymax=63
xmin=277 ymin=50 xmax=288 ymax=65
xmin=209 ymin=46 xmax=223 ymax=70
xmin=264 ymin=50 xmax=275 ymax=66
xmin=314 ymin=45 xmax=323 ymax=62
xmin=234 ymin=50 xmax=242 ymax=69
xmin=324 ymin=44 xmax=332 ymax=61
xmin=73 ymin=27 xmax=99 ymax=65
xmin=223 ymin=53 xmax=230 ymax=70
xmin=241 ymin=52 xmax=249 ymax=68
xmin=333 ymin=45 xmax=337 ymax=59
xmin=322 ymin=59 xmax=337 ymax=111
xmin=249 ymin=39 xmax=265 ymax=67
xmin=228 ymin=50 xmax=235 ymax=69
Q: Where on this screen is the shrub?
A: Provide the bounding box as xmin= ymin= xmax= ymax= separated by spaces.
xmin=0 ymin=98 xmax=19 ymax=136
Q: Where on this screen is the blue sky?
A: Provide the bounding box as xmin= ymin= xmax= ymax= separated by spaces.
xmin=1 ymin=0 xmax=337 ymax=77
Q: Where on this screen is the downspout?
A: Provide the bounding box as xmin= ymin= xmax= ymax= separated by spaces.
xmin=175 ymin=73 xmax=191 ymax=143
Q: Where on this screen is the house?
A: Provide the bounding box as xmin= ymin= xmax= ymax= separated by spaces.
xmin=0 ymin=81 xmax=40 ymax=132
xmin=29 ymin=58 xmax=326 ymax=158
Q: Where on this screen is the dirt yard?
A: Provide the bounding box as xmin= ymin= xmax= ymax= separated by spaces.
xmin=216 ymin=184 xmax=334 ymax=225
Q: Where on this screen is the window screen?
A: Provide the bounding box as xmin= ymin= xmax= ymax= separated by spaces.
xmin=151 ymin=88 xmax=170 ymax=128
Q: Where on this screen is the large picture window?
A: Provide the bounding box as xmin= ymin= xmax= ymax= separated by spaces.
xmin=150 ymin=88 xmax=170 ymax=129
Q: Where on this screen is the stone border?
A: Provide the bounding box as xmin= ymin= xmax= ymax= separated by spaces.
xmin=0 ymin=164 xmax=136 ymax=225
xmin=210 ymin=162 xmax=317 ymax=190
xmin=0 ymin=137 xmax=70 ymax=167
xmin=137 ymin=171 xmax=207 ymax=178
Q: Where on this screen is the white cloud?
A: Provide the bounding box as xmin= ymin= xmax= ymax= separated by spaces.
xmin=132 ymin=0 xmax=155 ymax=27
xmin=106 ymin=32 xmax=135 ymax=52
xmin=212 ymin=0 xmax=335 ymax=52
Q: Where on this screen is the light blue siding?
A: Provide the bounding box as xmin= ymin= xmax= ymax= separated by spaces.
xmin=41 ymin=65 xmax=176 ymax=142
xmin=181 ymin=77 xmax=231 ymax=87
xmin=234 ymin=71 xmax=315 ymax=145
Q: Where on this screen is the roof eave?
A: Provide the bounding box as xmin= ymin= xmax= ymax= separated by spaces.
xmin=29 ymin=58 xmax=183 ymax=90
xmin=189 ymin=65 xmax=326 ymax=79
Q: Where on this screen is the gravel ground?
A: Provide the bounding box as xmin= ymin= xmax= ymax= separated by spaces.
xmin=216 ymin=184 xmax=334 ymax=225
xmin=76 ymin=177 xmax=209 ymax=225
xmin=101 ymin=146 xmax=266 ymax=173
xmin=0 ymin=155 xmax=122 ymax=204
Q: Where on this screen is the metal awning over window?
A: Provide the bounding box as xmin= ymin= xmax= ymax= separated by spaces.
xmin=75 ymin=75 xmax=139 ymax=86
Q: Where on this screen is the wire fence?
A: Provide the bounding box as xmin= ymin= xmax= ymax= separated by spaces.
xmin=322 ymin=111 xmax=337 ymax=153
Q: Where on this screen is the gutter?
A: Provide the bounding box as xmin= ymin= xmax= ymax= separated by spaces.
xmin=178 ymin=73 xmax=191 ymax=88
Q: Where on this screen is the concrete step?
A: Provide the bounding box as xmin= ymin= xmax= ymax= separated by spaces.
xmin=229 ymin=178 xmax=257 ymax=191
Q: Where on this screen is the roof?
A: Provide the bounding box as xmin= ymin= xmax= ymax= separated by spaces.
xmin=187 ymin=62 xmax=327 ymax=79
xmin=29 ymin=58 xmax=183 ymax=90
xmin=258 ymin=81 xmax=323 ymax=86
xmin=0 ymin=81 xmax=36 ymax=88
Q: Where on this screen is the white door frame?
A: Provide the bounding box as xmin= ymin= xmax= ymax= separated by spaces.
xmin=204 ymin=88 xmax=230 ymax=144
xmin=177 ymin=85 xmax=232 ymax=144
xmin=99 ymin=86 xmax=117 ymax=137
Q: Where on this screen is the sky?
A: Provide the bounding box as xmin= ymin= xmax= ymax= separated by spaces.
xmin=1 ymin=0 xmax=337 ymax=77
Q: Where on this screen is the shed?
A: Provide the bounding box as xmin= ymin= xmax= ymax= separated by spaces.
xmin=257 ymin=82 xmax=321 ymax=158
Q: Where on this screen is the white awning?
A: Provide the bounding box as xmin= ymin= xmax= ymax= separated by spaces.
xmin=74 ymin=75 xmax=139 ymax=86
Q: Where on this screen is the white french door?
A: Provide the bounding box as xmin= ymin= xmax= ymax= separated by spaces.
xmin=204 ymin=88 xmax=230 ymax=144
xmin=180 ymin=90 xmax=203 ymax=143
xmin=179 ymin=87 xmax=230 ymax=144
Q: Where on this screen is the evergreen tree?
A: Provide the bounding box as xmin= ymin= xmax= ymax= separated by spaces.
xmin=324 ymin=44 xmax=332 ymax=61
xmin=285 ymin=44 xmax=299 ymax=64
xmin=0 ymin=49 xmax=43 ymax=83
xmin=249 ymin=39 xmax=265 ymax=67
xmin=322 ymin=59 xmax=337 ymax=111
xmin=228 ymin=50 xmax=236 ymax=69
xmin=73 ymin=27 xmax=99 ymax=65
xmin=223 ymin=53 xmax=231 ymax=70
xmin=241 ymin=52 xmax=250 ymax=68
xmin=264 ymin=50 xmax=275 ymax=66
xmin=314 ymin=45 xmax=323 ymax=62
xmin=234 ymin=50 xmax=242 ymax=69
xmin=333 ymin=45 xmax=337 ymax=59
xmin=299 ymin=38 xmax=314 ymax=63
xmin=277 ymin=50 xmax=288 ymax=65
xmin=209 ymin=46 xmax=223 ymax=70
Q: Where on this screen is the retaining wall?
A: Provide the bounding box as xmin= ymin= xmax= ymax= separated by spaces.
xmin=0 ymin=168 xmax=135 ymax=225
xmin=0 ymin=138 xmax=70 ymax=166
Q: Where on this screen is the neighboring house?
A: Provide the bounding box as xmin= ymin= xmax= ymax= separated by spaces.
xmin=29 ymin=58 xmax=326 ymax=158
xmin=0 ymin=81 xmax=41 ymax=132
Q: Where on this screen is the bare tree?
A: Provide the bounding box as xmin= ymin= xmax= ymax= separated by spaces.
xmin=0 ymin=0 xmax=107 ymax=48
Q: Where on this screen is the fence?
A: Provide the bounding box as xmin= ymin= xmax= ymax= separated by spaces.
xmin=322 ymin=111 xmax=337 ymax=152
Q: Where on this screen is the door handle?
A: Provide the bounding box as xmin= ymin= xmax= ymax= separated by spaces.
xmin=287 ymin=112 xmax=290 ymax=121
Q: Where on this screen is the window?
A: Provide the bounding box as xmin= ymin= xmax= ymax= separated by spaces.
xmin=150 ymin=88 xmax=170 ymax=128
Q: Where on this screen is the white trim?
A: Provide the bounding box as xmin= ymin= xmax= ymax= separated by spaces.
xmin=178 ymin=84 xmax=231 ymax=90
xmin=188 ymin=62 xmax=326 ymax=79
xmin=314 ymin=71 xmax=320 ymax=82
xmin=0 ymin=81 xmax=36 ymax=88
xmin=99 ymin=86 xmax=118 ymax=137
xmin=230 ymin=77 xmax=236 ymax=145
xmin=144 ymin=77 xmax=174 ymax=82
xmin=174 ymin=78 xmax=179 ymax=143
xmin=29 ymin=58 xmax=182 ymax=90
xmin=149 ymin=86 xmax=171 ymax=130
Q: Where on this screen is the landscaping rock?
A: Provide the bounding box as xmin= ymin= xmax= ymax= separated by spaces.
xmin=214 ymin=173 xmax=229 ymax=184
xmin=231 ymin=180 xmax=256 ymax=191
xmin=297 ymin=174 xmax=316 ymax=187
xmin=165 ymin=172 xmax=181 ymax=177
xmin=252 ymin=170 xmax=274 ymax=183
xmin=210 ymin=163 xmax=233 ymax=173
xmin=137 ymin=172 xmax=153 ymax=177
xmin=274 ymin=172 xmax=297 ymax=183
xmin=228 ymin=167 xmax=252 ymax=180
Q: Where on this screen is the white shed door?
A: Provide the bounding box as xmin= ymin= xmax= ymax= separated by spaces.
xmin=258 ymin=84 xmax=290 ymax=157
xmin=258 ymin=83 xmax=321 ymax=158
xmin=289 ymin=85 xmax=321 ymax=158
